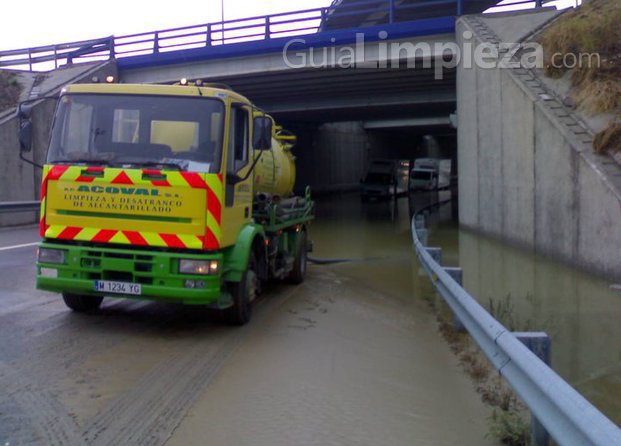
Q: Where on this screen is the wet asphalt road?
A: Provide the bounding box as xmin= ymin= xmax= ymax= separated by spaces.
xmin=0 ymin=221 xmax=496 ymax=446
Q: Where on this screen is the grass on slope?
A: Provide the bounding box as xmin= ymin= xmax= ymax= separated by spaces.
xmin=539 ymin=0 xmax=621 ymax=154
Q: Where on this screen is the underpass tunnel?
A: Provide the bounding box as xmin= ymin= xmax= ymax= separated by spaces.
xmin=274 ymin=113 xmax=457 ymax=197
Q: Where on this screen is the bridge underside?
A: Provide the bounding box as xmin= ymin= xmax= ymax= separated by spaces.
xmin=200 ymin=65 xmax=455 ymax=125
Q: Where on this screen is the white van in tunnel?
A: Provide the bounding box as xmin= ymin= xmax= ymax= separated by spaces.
xmin=409 ymin=158 xmax=451 ymax=191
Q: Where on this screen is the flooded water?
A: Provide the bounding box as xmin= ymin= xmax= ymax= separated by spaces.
xmin=310 ymin=192 xmax=419 ymax=304
xmin=311 ymin=191 xmax=621 ymax=427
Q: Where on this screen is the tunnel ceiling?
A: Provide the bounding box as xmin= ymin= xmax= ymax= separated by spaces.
xmin=209 ymin=65 xmax=456 ymax=124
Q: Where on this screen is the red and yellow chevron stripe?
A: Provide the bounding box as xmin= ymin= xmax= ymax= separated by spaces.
xmin=40 ymin=165 xmax=223 ymax=251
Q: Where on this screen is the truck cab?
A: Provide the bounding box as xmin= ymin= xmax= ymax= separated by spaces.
xmin=360 ymin=159 xmax=397 ymax=201
xmin=409 ymin=158 xmax=451 ymax=191
xmin=409 ymin=168 xmax=438 ymax=191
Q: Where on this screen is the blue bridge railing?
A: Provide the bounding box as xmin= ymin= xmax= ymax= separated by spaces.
xmin=0 ymin=0 xmax=558 ymax=71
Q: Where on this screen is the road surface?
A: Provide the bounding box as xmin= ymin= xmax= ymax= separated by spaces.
xmin=0 ymin=223 xmax=496 ymax=446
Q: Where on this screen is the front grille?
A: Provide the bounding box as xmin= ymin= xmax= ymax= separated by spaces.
xmin=79 ymin=250 xmax=157 ymax=285
xmin=103 ymin=271 xmax=133 ymax=281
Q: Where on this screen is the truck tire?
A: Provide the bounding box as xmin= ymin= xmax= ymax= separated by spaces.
xmin=288 ymin=231 xmax=307 ymax=284
xmin=224 ymin=253 xmax=258 ymax=325
xmin=62 ymin=293 xmax=104 ymax=312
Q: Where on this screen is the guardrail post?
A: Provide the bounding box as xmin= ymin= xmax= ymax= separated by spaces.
xmin=444 ymin=267 xmax=466 ymax=332
xmin=414 ymin=216 xmax=427 ymax=244
xmin=457 ymin=0 xmax=464 ymax=16
xmin=154 ymin=32 xmax=160 ymax=54
xmin=414 ymin=214 xmax=425 ymax=229
xmin=426 ymin=247 xmax=442 ymax=264
xmin=265 ymin=16 xmax=271 ymax=40
xmin=206 ymin=24 xmax=211 ymax=46
xmin=27 ymin=48 xmax=33 ymax=71
xmin=417 ymin=228 xmax=428 ymax=245
xmin=389 ymin=0 xmax=395 ymax=24
xmin=535 ymin=0 xmax=542 ymax=7
xmin=514 ymin=332 xmax=551 ymax=446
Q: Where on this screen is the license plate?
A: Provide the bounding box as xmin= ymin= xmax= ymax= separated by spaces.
xmin=94 ymin=280 xmax=141 ymax=295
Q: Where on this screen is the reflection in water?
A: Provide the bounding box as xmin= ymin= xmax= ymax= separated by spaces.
xmin=311 ymin=192 xmax=422 ymax=305
xmin=312 ymin=191 xmax=621 ymax=426
xmin=450 ymin=227 xmax=621 ymax=425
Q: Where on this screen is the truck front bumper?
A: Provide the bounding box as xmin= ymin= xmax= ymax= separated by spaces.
xmin=36 ymin=241 xmax=229 ymax=307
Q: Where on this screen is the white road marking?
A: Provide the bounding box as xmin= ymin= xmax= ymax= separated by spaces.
xmin=0 ymin=242 xmax=39 ymax=251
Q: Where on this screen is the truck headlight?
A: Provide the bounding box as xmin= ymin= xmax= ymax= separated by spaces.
xmin=179 ymin=259 xmax=219 ymax=275
xmin=38 ymin=248 xmax=66 ymax=264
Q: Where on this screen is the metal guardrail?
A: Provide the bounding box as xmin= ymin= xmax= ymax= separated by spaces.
xmin=0 ymin=201 xmax=40 ymax=214
xmin=0 ymin=0 xmax=557 ymax=71
xmin=411 ymin=202 xmax=621 ymax=445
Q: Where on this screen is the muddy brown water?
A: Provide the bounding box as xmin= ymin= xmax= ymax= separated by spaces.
xmin=318 ymin=190 xmax=621 ymax=427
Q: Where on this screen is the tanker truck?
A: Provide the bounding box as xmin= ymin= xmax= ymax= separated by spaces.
xmin=20 ymin=82 xmax=314 ymax=325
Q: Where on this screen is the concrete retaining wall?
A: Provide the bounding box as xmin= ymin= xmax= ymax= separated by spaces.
xmin=457 ymin=14 xmax=621 ymax=280
xmin=0 ymin=115 xmax=37 ymax=226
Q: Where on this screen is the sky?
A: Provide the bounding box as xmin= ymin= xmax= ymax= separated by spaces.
xmin=0 ymin=0 xmax=580 ymax=52
xmin=0 ymin=0 xmax=334 ymax=51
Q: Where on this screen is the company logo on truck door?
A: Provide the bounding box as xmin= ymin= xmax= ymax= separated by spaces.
xmin=76 ymin=185 xmax=161 ymax=196
xmin=40 ymin=165 xmax=224 ymax=250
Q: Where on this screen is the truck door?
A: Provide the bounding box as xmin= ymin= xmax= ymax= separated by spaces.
xmin=221 ymin=104 xmax=253 ymax=247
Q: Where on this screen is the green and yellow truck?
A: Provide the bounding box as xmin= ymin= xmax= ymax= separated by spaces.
xmin=20 ymin=82 xmax=314 ymax=324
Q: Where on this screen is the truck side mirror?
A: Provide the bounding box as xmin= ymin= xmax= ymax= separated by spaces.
xmin=253 ymin=117 xmax=272 ymax=151
xmin=18 ymin=103 xmax=33 ymax=153
xmin=19 ymin=120 xmax=33 ymax=153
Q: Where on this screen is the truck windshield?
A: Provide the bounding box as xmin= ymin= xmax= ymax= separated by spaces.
xmin=412 ymin=171 xmax=432 ymax=180
xmin=364 ymin=173 xmax=393 ymax=184
xmin=48 ymin=94 xmax=225 ymax=172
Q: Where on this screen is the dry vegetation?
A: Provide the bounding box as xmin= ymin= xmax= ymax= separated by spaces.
xmin=0 ymin=71 xmax=22 ymax=112
xmin=429 ymin=296 xmax=531 ymax=446
xmin=539 ymin=0 xmax=621 ymax=154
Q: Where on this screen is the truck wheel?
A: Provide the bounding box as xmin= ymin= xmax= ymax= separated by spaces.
xmin=62 ymin=293 xmax=103 ymax=312
xmin=224 ymin=253 xmax=258 ymax=325
xmin=288 ymin=231 xmax=307 ymax=284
